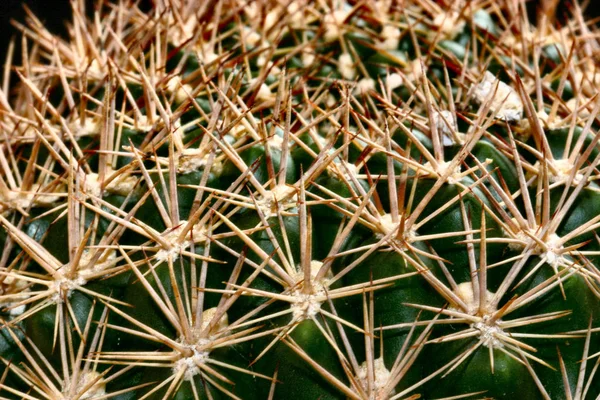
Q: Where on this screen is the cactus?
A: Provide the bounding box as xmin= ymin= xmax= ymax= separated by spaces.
xmin=0 ymin=0 xmax=599 ymax=398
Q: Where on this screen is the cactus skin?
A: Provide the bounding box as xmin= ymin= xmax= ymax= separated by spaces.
xmin=0 ymin=0 xmax=600 ymax=399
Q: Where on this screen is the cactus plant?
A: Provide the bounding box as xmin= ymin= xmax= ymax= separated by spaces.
xmin=0 ymin=0 xmax=600 ymax=398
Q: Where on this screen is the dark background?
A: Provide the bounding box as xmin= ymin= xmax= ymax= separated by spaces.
xmin=0 ymin=0 xmax=74 ymax=74
xmin=0 ymin=0 xmax=597 ymax=73
xmin=0 ymin=0 xmax=151 ymax=73
xmin=0 ymin=0 xmax=72 ymax=54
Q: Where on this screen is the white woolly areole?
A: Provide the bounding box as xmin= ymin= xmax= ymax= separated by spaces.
xmin=566 ymin=98 xmax=591 ymax=118
xmin=83 ymin=58 xmax=105 ymax=80
xmin=354 ymin=78 xmax=375 ymax=94
xmin=356 ymin=357 xmax=393 ymax=396
xmin=473 ymin=320 xmax=504 ymax=348
xmin=84 ymin=172 xmax=138 ymax=197
xmin=471 ymin=71 xmax=523 ymax=122
xmin=432 ymin=110 xmax=460 ymax=146
xmin=256 ymin=53 xmax=281 ymax=73
xmin=323 ymin=10 xmax=349 ymax=42
xmin=70 ymin=118 xmax=100 ymax=137
xmin=432 ymin=11 xmax=466 ymax=38
xmin=338 ymin=53 xmax=356 ymax=80
xmin=453 ymin=282 xmax=504 ymax=348
xmin=326 ymin=94 xmax=337 ymax=108
xmin=242 ymin=27 xmax=262 ymax=47
xmin=541 ymin=233 xmax=565 ymax=267
xmin=529 ymin=158 xmax=584 ymax=187
xmin=408 ymin=59 xmax=425 ymax=81
xmin=536 ymin=110 xmax=550 ymax=126
xmin=575 ymin=65 xmax=600 ymax=97
xmin=327 ymin=160 xmax=359 ymax=182
xmin=243 ymin=28 xmax=262 ymax=47
xmin=302 ymin=50 xmax=316 ymax=67
xmin=169 ymin=17 xmax=198 ymax=47
xmin=199 ymin=307 xmax=229 ymax=336
xmin=249 ymin=79 xmax=274 ymax=102
xmin=166 ymin=76 xmax=193 ymax=103
xmin=228 ymin=122 xmax=247 ymax=139
xmin=0 ymin=276 xmax=29 ymax=317
xmin=378 ymin=213 xmax=398 ymax=236
xmin=176 ymin=148 xmax=223 ymax=175
xmin=267 ymin=133 xmax=286 ymax=151
xmin=172 ymin=119 xmax=185 ymax=142
xmin=419 ymin=160 xmax=462 ymax=184
xmin=376 ymin=213 xmax=417 ymax=247
xmin=52 ymin=276 xmax=88 ymax=304
xmin=290 ymin=261 xmax=331 ymax=320
xmin=30 ymin=184 xmax=61 ymax=206
xmin=0 ymin=276 xmax=26 ymax=293
xmin=505 ymin=224 xmax=566 ymax=261
xmin=453 ymin=282 xmax=495 ymax=315
xmin=192 ymin=42 xmax=218 ymax=65
xmin=200 ymin=50 xmax=218 ymax=65
xmin=132 ymin=115 xmax=154 ymax=132
xmin=77 ymin=250 xmax=117 ymax=279
xmin=83 ymin=174 xmax=103 ymax=198
xmin=550 ymin=159 xmax=584 ymax=186
xmin=105 ymin=174 xmax=139 ymax=196
xmin=291 ymin=293 xmax=322 ymax=320
xmin=287 ymin=1 xmax=306 ymax=28
xmin=0 ymin=183 xmax=59 ymax=215
xmin=73 ymin=370 xmax=106 ymax=400
xmin=243 ymin=2 xmax=259 ymax=19
xmin=380 ymin=25 xmax=401 ymax=50
xmin=503 ymin=28 xmax=566 ymax=56
xmin=518 ymin=110 xmax=558 ymax=137
xmin=385 ymin=73 xmax=404 ymax=90
xmin=155 ymin=221 xmax=208 ymax=262
xmin=507 ymin=228 xmax=531 ymax=251
xmin=256 ymin=185 xmax=297 ymax=217
xmin=175 ymin=309 xmax=229 ymax=381
xmin=265 ymin=10 xmax=279 ymax=31
xmin=174 ymin=347 xmax=210 ymax=381
xmin=5 ymin=304 xmax=26 ymax=317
